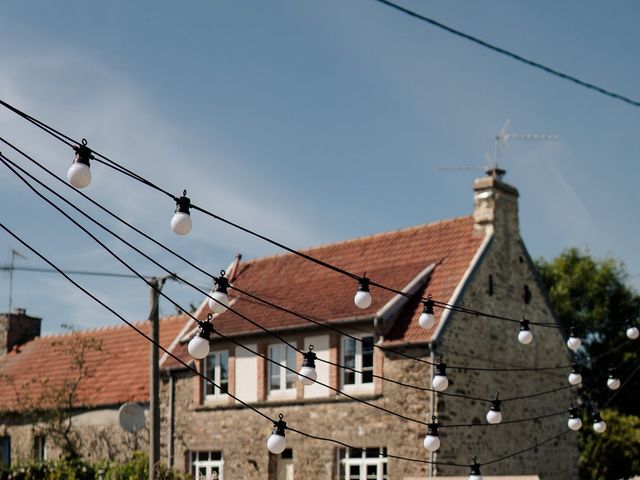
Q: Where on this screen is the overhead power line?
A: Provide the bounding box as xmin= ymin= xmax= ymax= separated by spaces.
xmin=372 ymin=0 xmax=640 ymax=109
xmin=0 ymin=265 xmax=153 ymax=279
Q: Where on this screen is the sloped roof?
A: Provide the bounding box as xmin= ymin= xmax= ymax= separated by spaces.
xmin=0 ymin=315 xmax=188 ymax=411
xmin=165 ymin=216 xmax=485 ymax=369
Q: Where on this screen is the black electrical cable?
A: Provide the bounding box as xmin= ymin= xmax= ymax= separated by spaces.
xmin=602 ymin=362 xmax=640 ymax=408
xmin=372 ymin=0 xmax=640 ymax=109
xmin=0 ymin=135 xmax=575 ymax=375
xmin=0 ymin=152 xmax=586 ymax=428
xmin=439 ymin=408 xmax=566 ymax=429
xmin=0 ymin=100 xmax=567 ymax=329
xmin=482 ymin=429 xmax=573 ymax=467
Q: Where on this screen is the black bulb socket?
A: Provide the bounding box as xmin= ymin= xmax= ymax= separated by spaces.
xmin=357 ymin=277 xmax=370 ymax=293
xmin=175 ymin=190 xmax=191 ymax=215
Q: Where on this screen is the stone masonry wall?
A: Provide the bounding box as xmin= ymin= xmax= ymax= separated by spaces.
xmin=432 ymin=239 xmax=579 ymax=477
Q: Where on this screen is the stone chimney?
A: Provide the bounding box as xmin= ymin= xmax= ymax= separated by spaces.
xmin=0 ymin=308 xmax=42 ymax=355
xmin=473 ymin=167 xmax=520 ymax=237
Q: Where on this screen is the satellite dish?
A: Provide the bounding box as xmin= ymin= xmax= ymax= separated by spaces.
xmin=118 ymin=403 xmax=145 ymax=432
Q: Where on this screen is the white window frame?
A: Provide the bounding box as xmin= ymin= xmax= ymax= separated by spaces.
xmin=203 ymin=350 xmax=229 ymax=400
xmin=190 ymin=451 xmax=224 ymax=480
xmin=267 ymin=343 xmax=297 ymax=398
xmin=339 ymin=448 xmax=388 ymax=480
xmin=340 ymin=335 xmax=375 ymax=391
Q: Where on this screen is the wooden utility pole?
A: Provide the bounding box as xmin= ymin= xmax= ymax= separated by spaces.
xmin=148 ymin=276 xmax=169 ymax=480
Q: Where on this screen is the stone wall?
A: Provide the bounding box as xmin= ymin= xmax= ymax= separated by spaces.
xmin=0 ymin=408 xmax=148 ymax=464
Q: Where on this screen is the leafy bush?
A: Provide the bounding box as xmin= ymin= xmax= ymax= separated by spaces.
xmin=0 ymin=453 xmax=189 ymax=480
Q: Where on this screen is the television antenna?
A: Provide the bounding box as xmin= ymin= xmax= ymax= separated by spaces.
xmin=438 ymin=120 xmax=559 ymax=179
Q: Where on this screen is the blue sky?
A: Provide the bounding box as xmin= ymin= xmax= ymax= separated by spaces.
xmin=0 ymin=0 xmax=638 ymax=334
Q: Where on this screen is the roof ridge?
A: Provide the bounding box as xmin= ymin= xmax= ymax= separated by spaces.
xmin=240 ymin=215 xmax=474 ymax=267
xmin=34 ymin=314 xmax=189 ymax=341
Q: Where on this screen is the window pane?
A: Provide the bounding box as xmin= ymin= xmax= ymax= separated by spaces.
xmin=349 ymin=465 xmax=360 ymax=480
xmin=365 ymin=448 xmax=380 ymax=458
xmin=220 ymin=351 xmax=229 ymax=394
xmin=362 ymin=337 xmax=374 ymax=368
xmin=285 ymin=347 xmax=296 ymax=389
xmin=269 ymin=347 xmax=282 ymax=391
xmin=366 ymin=464 xmax=377 ymax=480
xmin=205 ymin=354 xmax=216 ymax=396
xmin=343 ymin=338 xmax=356 ymax=385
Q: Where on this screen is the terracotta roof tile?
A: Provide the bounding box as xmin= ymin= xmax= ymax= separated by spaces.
xmin=165 ymin=216 xmax=484 ymax=369
xmin=0 ymin=315 xmax=188 ymax=411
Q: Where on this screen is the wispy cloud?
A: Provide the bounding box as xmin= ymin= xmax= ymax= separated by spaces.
xmin=0 ymin=43 xmax=325 ymax=330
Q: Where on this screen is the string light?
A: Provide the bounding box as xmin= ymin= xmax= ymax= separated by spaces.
xmin=187 ymin=314 xmax=213 ymax=360
xmin=171 ymin=190 xmax=192 ymax=235
xmin=518 ymin=318 xmax=533 ymax=345
xmin=418 ymin=296 xmax=436 ymax=330
xmin=568 ymin=363 xmax=582 ymax=386
xmin=606 ymin=366 xmax=621 ymax=390
xmin=0 ymin=101 xmax=612 ymax=333
xmin=298 ymin=345 xmax=318 ymax=386
xmin=432 ymin=359 xmax=449 ymax=391
xmin=566 ymin=324 xmax=581 ymax=352
xmin=3 ymin=216 xmax=636 ymax=474
xmin=567 ymin=406 xmax=582 ymax=431
xmin=267 ymin=414 xmax=287 ymax=454
xmin=626 ymin=320 xmax=639 ymax=340
xmin=468 ymin=457 xmax=483 ymax=480
xmin=354 ymin=275 xmax=372 ymax=309
xmin=422 ymin=416 xmax=440 ymax=452
xmin=486 ymin=394 xmax=502 ymax=424
xmin=67 ymin=139 xmax=92 ymax=188
xmin=208 ymin=270 xmax=230 ymax=313
xmin=0 ymin=150 xmax=589 ymax=420
xmin=592 ymin=410 xmax=607 ymax=433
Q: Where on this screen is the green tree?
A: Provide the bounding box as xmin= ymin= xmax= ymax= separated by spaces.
xmin=536 ymin=248 xmax=640 ymax=479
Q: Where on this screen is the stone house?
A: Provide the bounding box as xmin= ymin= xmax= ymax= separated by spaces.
xmin=160 ymin=171 xmax=578 ymax=479
xmin=0 ymin=171 xmax=579 ymax=479
xmin=0 ymin=311 xmax=185 ymax=463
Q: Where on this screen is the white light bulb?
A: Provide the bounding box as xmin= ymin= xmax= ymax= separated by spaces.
xmin=171 ymin=212 xmax=192 ymax=235
xmin=568 ymin=373 xmax=582 ymax=386
xmin=298 ymin=365 xmax=317 ymax=386
xmin=568 ymin=417 xmax=582 ymax=431
xmin=567 ymin=336 xmax=581 ymax=351
xmin=518 ymin=330 xmax=533 ymax=345
xmin=419 ymin=312 xmax=435 ymax=330
xmin=188 ymin=335 xmax=210 ymax=360
xmin=627 ymin=326 xmax=639 ymax=340
xmin=593 ymin=420 xmax=607 ymax=434
xmin=208 ymin=291 xmax=229 ymax=313
xmin=486 ymin=410 xmax=502 ymax=424
xmin=423 ymin=434 xmax=440 ymax=452
xmin=607 ymin=378 xmax=621 ymax=390
xmin=354 ymin=291 xmax=372 ymax=309
xmin=67 ymin=163 xmax=91 ymax=188
xmin=432 ymin=374 xmax=448 ymax=392
xmin=267 ymin=433 xmax=286 ymax=454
